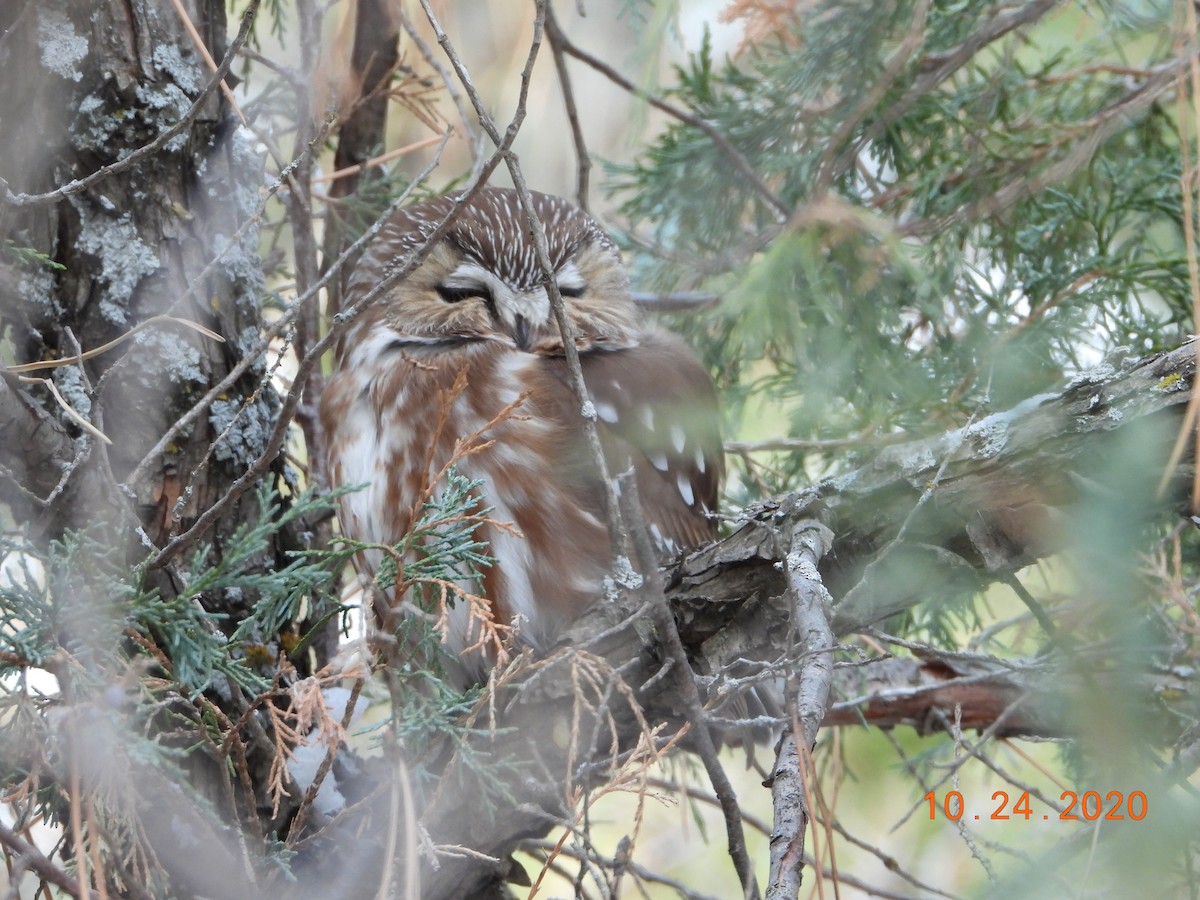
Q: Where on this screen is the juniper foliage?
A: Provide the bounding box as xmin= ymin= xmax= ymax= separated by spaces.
xmin=619 ymin=1 xmax=1191 ymax=491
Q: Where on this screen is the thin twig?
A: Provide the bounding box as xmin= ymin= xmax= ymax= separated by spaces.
xmin=621 ymin=473 xmax=761 ymax=900
xmin=525 ymin=838 xmax=725 ymax=900
xmin=726 ymin=432 xmax=908 ymax=454
xmin=1178 ymin=2 xmax=1200 ymax=511
xmin=398 ymin=11 xmax=485 ymax=181
xmin=313 ymin=135 xmax=445 ymax=184
xmin=812 ymin=0 xmax=930 ymax=195
xmin=167 ymin=0 xmax=246 ymax=124
xmin=545 ymin=5 xmax=592 ymax=212
xmin=0 ymin=822 xmax=97 ymax=900
xmin=285 ymin=677 xmax=365 ymax=842
xmin=16 ymin=375 xmax=110 ymax=445
xmin=8 ymin=316 xmax=223 ymax=374
xmin=629 ymin=290 xmax=720 ymax=310
xmin=841 ymin=0 xmax=1064 ymax=176
xmin=287 ymin=0 xmax=326 ymax=384
xmin=898 ymin=54 xmax=1189 ymax=238
xmin=549 ymin=18 xmax=789 ymax=221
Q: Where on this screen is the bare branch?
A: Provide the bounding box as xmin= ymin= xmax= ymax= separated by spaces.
xmin=766 ymin=517 xmax=835 ymax=899
xmin=0 ymin=822 xmax=98 ymax=900
xmin=545 ymin=4 xmax=593 ymax=212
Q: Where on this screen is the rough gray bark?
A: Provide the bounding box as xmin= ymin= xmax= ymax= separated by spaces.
xmin=674 ymin=344 xmax=1193 ymax=636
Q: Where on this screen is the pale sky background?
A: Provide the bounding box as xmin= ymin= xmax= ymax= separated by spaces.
xmin=321 ymin=1 xmax=744 ymax=219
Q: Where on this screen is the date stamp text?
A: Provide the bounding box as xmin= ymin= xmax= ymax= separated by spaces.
xmin=924 ymin=790 xmax=1147 ymax=822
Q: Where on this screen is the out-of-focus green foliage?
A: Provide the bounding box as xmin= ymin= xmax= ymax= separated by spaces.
xmin=618 ymin=1 xmax=1191 ymax=493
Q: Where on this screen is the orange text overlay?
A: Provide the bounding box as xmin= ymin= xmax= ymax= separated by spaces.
xmin=924 ymin=790 xmax=1147 ymax=822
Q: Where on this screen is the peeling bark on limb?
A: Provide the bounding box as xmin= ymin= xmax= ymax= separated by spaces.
xmin=766 ymin=517 xmax=835 ymax=900
xmin=671 ymin=342 xmax=1196 ymax=637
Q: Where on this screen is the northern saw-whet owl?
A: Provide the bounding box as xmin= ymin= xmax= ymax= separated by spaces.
xmin=320 ymin=187 xmax=722 ymax=684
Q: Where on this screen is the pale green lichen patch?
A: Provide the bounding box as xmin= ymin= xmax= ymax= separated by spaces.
xmin=73 ymin=208 xmax=160 ymax=325
xmin=17 ymin=266 xmax=60 ymax=318
xmin=965 ymin=419 xmax=1008 ymax=458
xmin=209 ymin=397 xmax=273 ymax=467
xmin=132 ymin=330 xmax=204 ymax=385
xmin=37 ymin=9 xmax=87 ymax=82
xmin=52 ymin=364 xmax=91 ymax=420
xmin=151 ymin=45 xmax=201 ymax=94
xmin=1154 ymin=372 xmax=1186 ymax=392
xmin=133 ymin=83 xmax=191 ymax=153
xmin=72 ymin=94 xmax=122 ymax=154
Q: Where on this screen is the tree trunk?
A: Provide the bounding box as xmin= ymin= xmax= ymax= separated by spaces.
xmin=1 ymin=3 xmax=332 ymax=893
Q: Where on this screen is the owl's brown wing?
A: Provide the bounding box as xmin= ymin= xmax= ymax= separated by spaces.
xmin=544 ymin=329 xmax=723 ymax=555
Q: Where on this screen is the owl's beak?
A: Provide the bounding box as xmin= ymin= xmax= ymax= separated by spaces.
xmin=512 ymin=315 xmax=532 ymax=351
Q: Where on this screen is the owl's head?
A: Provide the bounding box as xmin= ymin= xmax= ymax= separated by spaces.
xmin=350 ymin=187 xmax=640 ymax=353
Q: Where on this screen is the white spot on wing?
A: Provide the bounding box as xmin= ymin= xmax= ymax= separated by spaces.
xmin=695 ymin=446 xmax=706 ymax=474
xmin=677 ymin=474 xmax=695 ymax=506
xmin=578 ymin=509 xmax=604 ymax=530
xmin=639 ymin=406 xmax=653 ymax=430
xmin=671 ymin=424 xmax=686 ymax=454
xmin=649 ymin=452 xmax=668 ymax=472
xmin=595 ymin=401 xmax=619 ymax=423
xmin=556 ymin=260 xmax=585 ymax=292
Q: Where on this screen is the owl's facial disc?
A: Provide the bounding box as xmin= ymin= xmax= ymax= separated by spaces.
xmin=437 ymin=260 xmax=587 ymax=351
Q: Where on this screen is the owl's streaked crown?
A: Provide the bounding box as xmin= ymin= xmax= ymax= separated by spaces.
xmin=351 ymin=188 xmax=640 ymax=354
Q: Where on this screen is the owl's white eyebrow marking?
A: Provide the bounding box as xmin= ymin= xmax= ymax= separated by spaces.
xmin=443 ymin=261 xmax=504 ymax=294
